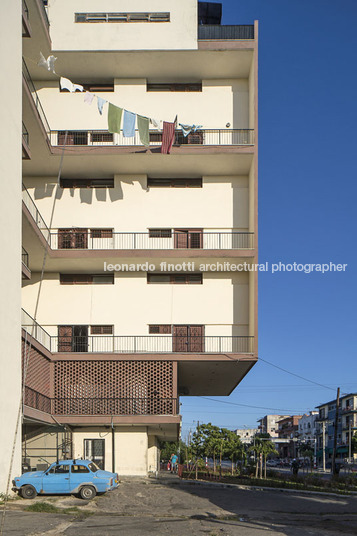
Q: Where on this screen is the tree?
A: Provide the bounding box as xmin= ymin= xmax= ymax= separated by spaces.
xmin=300 ymin=447 xmax=314 ymax=473
xmin=191 ymin=423 xmax=222 ymax=472
xmin=224 ymin=430 xmax=245 ymax=475
xmin=249 ymin=435 xmax=277 ymax=479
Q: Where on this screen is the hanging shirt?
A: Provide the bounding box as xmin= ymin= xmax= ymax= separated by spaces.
xmin=108 ymin=103 xmax=123 ymax=134
xmin=150 ymin=118 xmax=162 ymax=131
xmin=123 ymin=110 xmax=136 ymax=137
xmin=84 ymin=92 xmax=94 ymax=105
xmin=161 ymin=122 xmax=176 ymax=154
xmin=179 ymin=124 xmax=203 ymax=137
xmin=97 ymin=97 xmax=106 ymax=115
xmin=60 ymin=77 xmax=84 ymax=93
xmin=38 ymin=52 xmax=57 ymax=74
xmin=137 ymin=115 xmax=150 ymax=146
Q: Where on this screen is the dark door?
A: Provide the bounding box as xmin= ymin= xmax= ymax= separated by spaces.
xmin=58 ymin=228 xmax=88 ymax=249
xmin=174 ymin=229 xmax=203 ymax=249
xmin=58 ymin=325 xmax=88 ymax=352
xmin=84 ymin=439 xmax=105 ymax=470
xmin=173 ymin=325 xmax=204 ymax=352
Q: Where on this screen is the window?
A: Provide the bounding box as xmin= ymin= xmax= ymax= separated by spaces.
xmin=90 ymin=325 xmax=113 ymax=335
xmin=60 ymin=84 xmax=114 ymax=93
xmin=90 ymin=229 xmax=113 ymax=239
xmin=48 ymin=464 xmax=69 ymax=474
xmin=147 ymin=178 xmax=202 ymax=188
xmin=60 ymin=274 xmax=114 ymax=285
xmin=147 ymin=83 xmax=202 ymax=92
xmin=149 ymin=229 xmax=172 ymax=238
xmin=75 ymin=12 xmax=170 ymax=23
xmin=147 ymin=274 xmax=202 ymax=284
xmin=149 ymin=325 xmax=172 ymax=334
xmin=60 ymin=178 xmax=114 ymax=189
xmin=71 ymin=465 xmax=90 ymax=473
xmin=90 ymin=132 xmax=114 ymax=144
xmin=58 ymin=131 xmax=88 ymax=146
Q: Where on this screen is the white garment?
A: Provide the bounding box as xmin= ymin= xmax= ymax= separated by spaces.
xmin=150 ymin=118 xmax=162 ymax=130
xmin=84 ymin=91 xmax=94 ymax=105
xmin=60 ymin=77 xmax=84 ymax=93
xmin=38 ymin=52 xmax=57 ymax=74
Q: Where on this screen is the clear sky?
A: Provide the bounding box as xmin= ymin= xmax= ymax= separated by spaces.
xmin=181 ymin=0 xmax=357 ymax=441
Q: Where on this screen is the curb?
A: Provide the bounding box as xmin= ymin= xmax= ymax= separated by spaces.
xmin=179 ymin=478 xmax=357 ymax=498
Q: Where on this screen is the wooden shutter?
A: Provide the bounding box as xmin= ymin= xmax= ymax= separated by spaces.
xmin=58 ymin=326 xmax=73 ymax=352
xmin=174 ymin=230 xmax=189 ymax=249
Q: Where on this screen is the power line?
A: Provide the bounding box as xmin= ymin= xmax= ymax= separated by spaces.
xmin=198 ymin=396 xmax=308 ymax=413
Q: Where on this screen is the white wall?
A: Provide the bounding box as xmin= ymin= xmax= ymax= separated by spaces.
xmin=48 ymin=0 xmax=198 ymax=51
xmin=35 ymin=78 xmax=249 ymax=131
xmin=0 ymin=0 xmax=22 ymax=494
xmin=22 ymin=271 xmax=250 ymax=337
xmin=24 ymin=175 xmax=249 ymax=232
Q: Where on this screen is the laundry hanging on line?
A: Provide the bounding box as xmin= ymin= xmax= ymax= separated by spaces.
xmin=60 ymin=77 xmax=84 ymax=93
xmin=108 ymin=103 xmax=123 ymax=134
xmin=84 ymin=92 xmax=94 ymax=105
xmin=137 ymin=115 xmax=150 ymax=146
xmin=161 ymin=121 xmax=176 ymax=154
xmin=179 ymin=124 xmax=203 ymax=137
xmin=97 ymin=97 xmax=106 ymax=115
xmin=38 ymin=52 xmax=57 ymax=74
xmin=123 ymin=110 xmax=136 ymax=137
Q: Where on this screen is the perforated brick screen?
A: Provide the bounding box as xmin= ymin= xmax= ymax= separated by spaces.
xmin=22 ymin=339 xmax=51 ymax=397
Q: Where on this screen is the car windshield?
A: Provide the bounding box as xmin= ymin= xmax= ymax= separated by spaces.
xmin=88 ymin=462 xmax=100 ymax=472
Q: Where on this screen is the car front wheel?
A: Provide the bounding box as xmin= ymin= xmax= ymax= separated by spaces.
xmin=79 ymin=485 xmax=96 ymax=500
xmin=20 ymin=485 xmax=37 ymax=499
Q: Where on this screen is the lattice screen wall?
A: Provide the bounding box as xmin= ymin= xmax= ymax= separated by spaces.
xmin=22 ymin=339 xmax=51 ymax=397
xmin=54 ymin=360 xmax=174 ymax=398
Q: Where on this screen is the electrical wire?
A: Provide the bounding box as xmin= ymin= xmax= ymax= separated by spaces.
xmin=198 ymin=396 xmax=308 ymax=413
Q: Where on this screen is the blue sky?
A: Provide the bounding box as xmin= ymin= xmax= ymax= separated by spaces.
xmin=181 ymin=0 xmax=357 ymax=440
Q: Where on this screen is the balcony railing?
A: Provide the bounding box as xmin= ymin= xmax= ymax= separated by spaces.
xmin=37 ymin=0 xmax=49 ymax=26
xmin=22 ymin=309 xmax=52 ymax=351
xmin=51 ymin=335 xmax=254 ymax=354
xmin=22 ymin=59 xmax=51 ymax=138
xmin=50 ymin=231 xmax=254 ymax=250
xmin=22 ymin=0 xmax=29 ymax=20
xmin=52 ymin=397 xmax=178 ymax=416
xmin=24 ymin=387 xmax=178 ymax=416
xmin=198 ymin=25 xmax=255 ymax=40
xmin=22 ymin=122 xmax=30 ymax=158
xmin=22 ymin=247 xmax=29 ymax=269
xmin=22 ymin=184 xmax=51 ymax=244
xmin=50 ymin=129 xmax=254 ymax=147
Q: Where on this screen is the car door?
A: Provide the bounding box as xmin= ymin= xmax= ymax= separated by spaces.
xmin=42 ymin=463 xmax=71 ymax=494
xmin=70 ymin=463 xmax=92 ymax=491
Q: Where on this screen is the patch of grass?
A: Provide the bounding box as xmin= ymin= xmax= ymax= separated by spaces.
xmin=26 ymin=502 xmax=59 ymax=513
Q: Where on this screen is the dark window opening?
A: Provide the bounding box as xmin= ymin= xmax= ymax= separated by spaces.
xmin=58 ymin=325 xmax=88 ymax=353
xmin=149 ymin=229 xmax=172 ymax=238
xmin=90 ymin=325 xmax=113 ymax=335
xmin=60 ymin=274 xmax=114 ymax=285
xmin=147 ymin=178 xmax=202 ymax=188
xmin=90 ymin=229 xmax=113 ymax=239
xmin=149 ymin=325 xmax=172 ymax=334
xmin=58 ymin=229 xmax=88 ymax=249
xmin=91 ymin=132 xmax=114 ymax=144
xmin=147 ymin=83 xmax=202 ymax=92
xmin=75 ymin=12 xmax=170 ymax=23
xmin=147 ymin=274 xmax=202 ymax=284
xmin=60 ymin=178 xmax=114 ymax=189
xmin=58 ymin=131 xmax=88 ymax=146
xmin=174 ymin=229 xmax=203 ymax=249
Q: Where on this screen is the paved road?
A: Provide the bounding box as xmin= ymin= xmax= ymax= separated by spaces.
xmin=1 ymin=476 xmax=357 ymax=535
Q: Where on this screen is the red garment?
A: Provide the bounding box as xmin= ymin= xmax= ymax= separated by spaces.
xmin=161 ymin=121 xmax=176 ymax=154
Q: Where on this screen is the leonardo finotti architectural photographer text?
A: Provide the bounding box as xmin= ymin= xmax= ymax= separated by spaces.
xmin=104 ymin=261 xmax=348 ymax=274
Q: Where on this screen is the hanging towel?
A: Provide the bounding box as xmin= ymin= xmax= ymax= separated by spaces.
xmin=151 ymin=118 xmax=161 ymax=131
xmin=84 ymin=91 xmax=94 ymax=105
xmin=123 ymin=110 xmax=136 ymax=137
xmin=60 ymin=77 xmax=84 ymax=93
xmin=38 ymin=52 xmax=57 ymax=74
xmin=137 ymin=115 xmax=150 ymax=146
xmin=161 ymin=121 xmax=176 ymax=154
xmin=108 ymin=103 xmax=123 ymax=134
xmin=179 ymin=124 xmax=203 ymax=137
xmin=97 ymin=96 xmax=106 ymax=115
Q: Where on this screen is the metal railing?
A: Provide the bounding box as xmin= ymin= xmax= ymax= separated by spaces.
xmin=22 ymin=58 xmax=51 ymax=138
xmin=22 ymin=122 xmax=29 ymax=146
xmin=51 ymin=335 xmax=254 ymax=354
xmin=22 ymin=184 xmax=51 ymax=244
xmin=50 ymin=231 xmax=254 ymax=250
xmin=24 ymin=386 xmax=52 ymax=414
xmin=52 ymin=397 xmax=178 ymax=416
xmin=22 ymin=247 xmax=29 ymax=269
xmin=50 ymin=129 xmax=254 ymax=147
xmin=22 ymin=0 xmax=29 ymax=20
xmin=22 ymin=309 xmax=52 ymax=351
xmin=198 ymin=25 xmax=254 ymax=40
xmin=37 ymin=0 xmax=49 ymax=26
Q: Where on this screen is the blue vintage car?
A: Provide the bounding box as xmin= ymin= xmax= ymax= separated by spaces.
xmin=12 ymin=459 xmax=119 ymax=500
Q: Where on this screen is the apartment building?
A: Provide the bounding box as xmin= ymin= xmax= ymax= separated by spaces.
xmin=298 ymin=411 xmax=318 ymax=444
xmin=234 ymin=428 xmax=258 ymax=444
xmin=257 ymin=415 xmax=288 ymax=438
xmin=316 ymin=393 xmax=357 ymax=466
xmin=1 ymin=0 xmax=258 ymax=488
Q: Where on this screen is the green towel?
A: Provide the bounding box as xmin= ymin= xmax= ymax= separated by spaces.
xmin=108 ymin=103 xmax=123 ymax=134
xmin=137 ymin=115 xmax=150 ymax=146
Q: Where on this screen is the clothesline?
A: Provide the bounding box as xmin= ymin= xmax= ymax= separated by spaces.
xmin=35 ymin=53 xmax=203 ymax=153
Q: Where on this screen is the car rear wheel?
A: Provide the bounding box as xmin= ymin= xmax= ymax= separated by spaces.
xmin=79 ymin=485 xmax=96 ymax=500
xmin=20 ymin=485 xmax=37 ymax=499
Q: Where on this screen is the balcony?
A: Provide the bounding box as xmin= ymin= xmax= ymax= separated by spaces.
xmin=50 ymin=129 xmax=254 ymax=148
xmin=24 ymin=387 xmax=178 ymax=417
xmin=22 ymin=247 xmax=31 ymax=280
xmin=22 ymin=122 xmax=31 ymax=159
xmin=198 ymin=25 xmax=254 ymax=40
xmin=22 ymin=309 xmax=51 ymax=350
xmin=50 ymin=230 xmax=254 ymax=251
xmin=22 ymin=0 xmax=31 ymax=37
xmin=22 ymin=183 xmax=51 ymax=245
xmin=22 ymin=58 xmax=51 ymax=141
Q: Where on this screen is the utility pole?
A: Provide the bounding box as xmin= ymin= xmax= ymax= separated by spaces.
xmin=322 ymin=421 xmax=326 ymax=472
xmin=332 ymin=387 xmax=340 ymax=476
xmin=349 ymin=422 xmax=352 ymax=462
